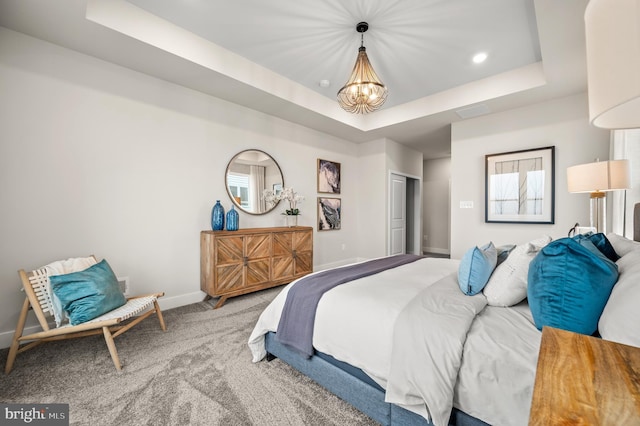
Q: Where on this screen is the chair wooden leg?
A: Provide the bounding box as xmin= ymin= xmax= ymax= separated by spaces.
xmin=102 ymin=326 xmax=122 ymax=371
xmin=154 ymin=300 xmax=166 ymax=331
xmin=5 ymin=297 xmax=31 ymax=374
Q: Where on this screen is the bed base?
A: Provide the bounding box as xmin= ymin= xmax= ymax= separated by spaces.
xmin=264 ymin=332 xmax=488 ymax=426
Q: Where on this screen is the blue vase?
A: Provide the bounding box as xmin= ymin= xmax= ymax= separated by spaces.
xmin=226 ymin=205 xmax=239 ymax=231
xmin=211 ymin=200 xmax=225 ymax=231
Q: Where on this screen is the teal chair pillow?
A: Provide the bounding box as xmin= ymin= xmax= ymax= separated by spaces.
xmin=458 ymin=242 xmax=497 ymax=295
xmin=527 ymin=238 xmax=618 ymax=335
xmin=50 ymin=259 xmax=126 ymax=325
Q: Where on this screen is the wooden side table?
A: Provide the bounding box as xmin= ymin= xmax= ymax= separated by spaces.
xmin=529 ymin=326 xmax=640 ymax=425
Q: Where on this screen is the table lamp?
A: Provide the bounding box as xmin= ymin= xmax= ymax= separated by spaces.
xmin=585 ymin=0 xmax=640 ymax=129
xmin=567 ymin=160 xmax=631 ymax=233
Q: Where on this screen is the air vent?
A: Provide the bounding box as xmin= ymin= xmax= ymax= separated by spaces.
xmin=455 ymin=103 xmax=491 ymax=119
xmin=117 ymin=276 xmax=130 ymax=296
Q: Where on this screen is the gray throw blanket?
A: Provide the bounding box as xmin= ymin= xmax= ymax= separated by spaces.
xmin=276 ymin=254 xmax=423 ymax=357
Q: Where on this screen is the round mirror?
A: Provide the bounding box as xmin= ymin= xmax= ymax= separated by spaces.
xmin=225 ymin=149 xmax=284 ymax=215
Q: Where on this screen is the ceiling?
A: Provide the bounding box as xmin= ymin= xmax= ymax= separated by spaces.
xmin=0 ymin=0 xmax=589 ymax=158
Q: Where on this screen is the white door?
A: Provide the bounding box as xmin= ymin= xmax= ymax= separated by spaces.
xmin=390 ymin=174 xmax=407 ymax=255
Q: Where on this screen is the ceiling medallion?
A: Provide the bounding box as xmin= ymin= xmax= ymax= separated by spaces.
xmin=337 ymin=22 xmax=388 ymax=114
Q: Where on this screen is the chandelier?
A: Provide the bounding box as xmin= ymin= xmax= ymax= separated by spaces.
xmin=337 ymin=22 xmax=388 ymax=114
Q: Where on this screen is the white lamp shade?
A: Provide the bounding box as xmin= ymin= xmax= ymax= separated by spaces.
xmin=585 ymin=0 xmax=640 ymax=129
xmin=567 ymin=160 xmax=631 ymax=193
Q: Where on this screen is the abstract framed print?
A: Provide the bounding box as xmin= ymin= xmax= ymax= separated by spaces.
xmin=318 ymin=197 xmax=341 ymax=231
xmin=317 ymin=159 xmax=341 ymax=194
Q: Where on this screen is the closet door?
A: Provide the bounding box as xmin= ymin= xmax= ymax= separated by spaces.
xmin=389 ymin=173 xmax=407 ymax=255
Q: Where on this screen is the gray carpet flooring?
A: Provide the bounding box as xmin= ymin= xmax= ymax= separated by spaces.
xmin=0 ymin=288 xmax=378 ymax=425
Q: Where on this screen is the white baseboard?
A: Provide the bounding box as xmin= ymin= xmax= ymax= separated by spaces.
xmin=422 ymin=246 xmax=450 ymax=255
xmin=157 ymin=291 xmax=207 ymax=311
xmin=0 ymin=291 xmax=208 ymax=350
xmin=314 ymin=257 xmax=361 ymax=271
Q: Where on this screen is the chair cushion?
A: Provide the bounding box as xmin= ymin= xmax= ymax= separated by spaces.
xmin=458 ymin=242 xmax=497 ymax=295
xmin=50 ymin=259 xmax=126 ymax=325
xmin=527 ymin=238 xmax=618 ymax=335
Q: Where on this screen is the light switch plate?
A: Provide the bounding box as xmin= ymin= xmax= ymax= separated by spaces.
xmin=460 ymin=201 xmax=474 ymax=209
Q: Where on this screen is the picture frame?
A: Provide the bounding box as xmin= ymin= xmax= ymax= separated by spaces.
xmin=485 ymin=146 xmax=555 ymax=224
xmin=317 ymin=159 xmax=341 ymax=194
xmin=272 ymin=183 xmax=282 ymax=195
xmin=318 ymin=197 xmax=341 ymax=231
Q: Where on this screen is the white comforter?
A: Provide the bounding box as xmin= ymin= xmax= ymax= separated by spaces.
xmin=247 ymin=257 xmax=541 ymax=426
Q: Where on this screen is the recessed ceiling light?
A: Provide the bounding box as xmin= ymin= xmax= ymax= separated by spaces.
xmin=472 ymin=52 xmax=488 ymax=64
xmin=319 ymin=79 xmax=330 ymax=88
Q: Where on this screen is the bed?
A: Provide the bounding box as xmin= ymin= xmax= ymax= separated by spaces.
xmin=248 ymin=230 xmax=640 ymax=426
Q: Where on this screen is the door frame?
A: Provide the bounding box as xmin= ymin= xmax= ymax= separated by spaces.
xmin=388 ymin=170 xmax=422 ymax=256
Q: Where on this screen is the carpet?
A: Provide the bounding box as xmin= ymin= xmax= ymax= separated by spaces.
xmin=0 ymin=288 xmax=377 ymax=425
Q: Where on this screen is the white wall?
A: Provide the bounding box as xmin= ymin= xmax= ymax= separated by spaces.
xmin=611 ymin=129 xmax=640 ymax=238
xmin=354 ymin=139 xmax=424 ymax=259
xmin=386 ymin=138 xmax=424 ymax=255
xmin=450 ymin=93 xmax=611 ymax=258
xmin=356 ymin=139 xmax=388 ymax=260
xmin=423 ymin=158 xmax=451 ymax=254
xmin=0 ymin=28 xmax=423 ymax=346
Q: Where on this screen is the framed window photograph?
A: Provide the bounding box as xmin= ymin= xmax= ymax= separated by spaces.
xmin=318 ymin=159 xmax=341 ymax=194
xmin=318 ymin=197 xmax=341 ymax=231
xmin=485 ymin=146 xmax=555 ymax=224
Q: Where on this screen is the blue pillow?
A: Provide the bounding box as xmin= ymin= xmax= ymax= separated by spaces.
xmin=50 ymin=259 xmax=126 ymax=325
xmin=458 ymin=242 xmax=497 ymax=295
xmin=527 ymin=238 xmax=618 ymax=335
xmin=572 ymin=232 xmax=620 ymax=262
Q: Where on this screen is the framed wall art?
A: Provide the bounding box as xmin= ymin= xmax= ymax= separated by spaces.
xmin=485 ymin=146 xmax=555 ymax=224
xmin=318 ymin=197 xmax=341 ymax=231
xmin=317 ymin=159 xmax=341 ymax=194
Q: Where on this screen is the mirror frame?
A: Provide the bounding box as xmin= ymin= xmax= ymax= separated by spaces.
xmin=224 ymin=149 xmax=284 ymax=216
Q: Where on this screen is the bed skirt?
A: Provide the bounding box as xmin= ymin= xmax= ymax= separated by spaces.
xmin=264 ymin=332 xmax=488 ymax=426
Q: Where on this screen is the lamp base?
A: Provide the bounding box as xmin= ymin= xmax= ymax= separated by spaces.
xmin=590 ymin=191 xmax=606 ymax=234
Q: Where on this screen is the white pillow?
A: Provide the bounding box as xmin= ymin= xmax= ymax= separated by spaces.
xmin=483 ymin=235 xmax=552 ymax=307
xmin=599 ymin=249 xmax=640 ymax=348
xmin=606 ymin=233 xmax=640 ymax=257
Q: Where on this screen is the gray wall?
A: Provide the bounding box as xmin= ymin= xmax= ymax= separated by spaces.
xmin=422 ymin=158 xmax=451 ymax=254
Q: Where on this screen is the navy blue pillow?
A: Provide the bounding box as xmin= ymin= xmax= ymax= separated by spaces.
xmin=527 ymin=238 xmax=618 ymax=335
xmin=496 ymin=244 xmax=516 ymax=267
xmin=572 ymin=232 xmax=620 ymax=262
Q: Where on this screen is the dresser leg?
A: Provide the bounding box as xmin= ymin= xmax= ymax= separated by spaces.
xmin=213 ymin=296 xmax=227 ymax=309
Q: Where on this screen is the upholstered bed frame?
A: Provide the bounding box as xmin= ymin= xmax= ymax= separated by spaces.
xmin=265 ymin=204 xmax=640 ymax=425
xmin=265 ymin=332 xmax=488 ymax=426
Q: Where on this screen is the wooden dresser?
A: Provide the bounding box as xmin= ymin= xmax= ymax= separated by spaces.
xmin=201 ymin=227 xmax=313 ymax=308
xmin=529 ymin=326 xmax=640 ymax=425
